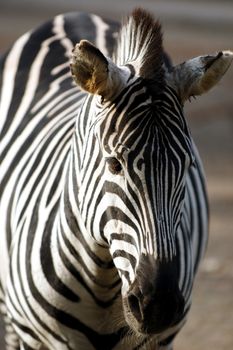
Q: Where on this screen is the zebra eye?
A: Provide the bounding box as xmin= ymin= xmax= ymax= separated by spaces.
xmin=106 ymin=157 xmax=122 ymax=175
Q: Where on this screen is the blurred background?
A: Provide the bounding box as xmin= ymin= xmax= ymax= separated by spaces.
xmin=0 ymin=0 xmax=233 ymax=349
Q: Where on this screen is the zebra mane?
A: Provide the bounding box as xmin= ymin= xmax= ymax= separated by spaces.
xmin=114 ymin=8 xmax=164 ymax=90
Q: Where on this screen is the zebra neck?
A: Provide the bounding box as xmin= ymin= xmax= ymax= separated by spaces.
xmin=53 ymin=160 xmax=122 ymax=305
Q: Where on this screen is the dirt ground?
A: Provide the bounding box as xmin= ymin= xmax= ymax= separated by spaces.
xmin=0 ymin=1 xmax=233 ymax=349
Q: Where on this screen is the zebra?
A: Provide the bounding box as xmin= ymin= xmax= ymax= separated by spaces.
xmin=0 ymin=7 xmax=232 ymax=350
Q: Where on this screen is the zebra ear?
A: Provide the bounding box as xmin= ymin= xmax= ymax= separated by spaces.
xmin=70 ymin=40 xmax=125 ymax=100
xmin=170 ymin=51 xmax=233 ymax=103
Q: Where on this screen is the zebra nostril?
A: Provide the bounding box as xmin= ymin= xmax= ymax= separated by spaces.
xmin=127 ymin=287 xmax=185 ymax=334
xmin=128 ymin=293 xmax=143 ymax=323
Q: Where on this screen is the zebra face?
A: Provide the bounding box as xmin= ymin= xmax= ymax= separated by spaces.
xmin=71 ymin=38 xmax=192 ymax=337
xmin=72 ymin=62 xmax=192 ymax=335
xmin=90 ymin=79 xmax=190 ymax=335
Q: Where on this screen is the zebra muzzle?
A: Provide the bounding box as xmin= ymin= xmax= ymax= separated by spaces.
xmin=123 ymin=258 xmax=185 ymax=334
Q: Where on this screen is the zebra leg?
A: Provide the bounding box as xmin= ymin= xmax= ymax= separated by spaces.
xmin=0 ymin=287 xmax=20 ymax=350
xmin=4 ymin=317 xmax=20 ymax=350
xmin=2 ymin=313 xmax=20 ymax=350
xmin=0 ymin=290 xmax=44 ymax=350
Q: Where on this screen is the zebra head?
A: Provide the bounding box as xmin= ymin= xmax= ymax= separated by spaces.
xmin=70 ymin=9 xmax=233 ymax=336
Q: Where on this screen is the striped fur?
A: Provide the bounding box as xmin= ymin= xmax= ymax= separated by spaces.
xmin=0 ymin=9 xmax=208 ymax=350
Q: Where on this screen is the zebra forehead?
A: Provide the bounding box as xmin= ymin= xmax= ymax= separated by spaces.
xmin=114 ymin=8 xmax=165 ymax=92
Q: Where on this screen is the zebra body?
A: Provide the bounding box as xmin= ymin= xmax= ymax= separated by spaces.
xmin=0 ymin=9 xmax=232 ymax=350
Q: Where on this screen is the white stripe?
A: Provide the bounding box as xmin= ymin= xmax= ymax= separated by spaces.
xmin=54 ymin=15 xmax=73 ymax=59
xmin=91 ymin=14 xmax=109 ymax=56
xmin=0 ymin=32 xmax=30 ymax=134
xmin=113 ymin=256 xmax=134 ymax=283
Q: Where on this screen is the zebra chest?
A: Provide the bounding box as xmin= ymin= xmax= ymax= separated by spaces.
xmin=7 ymin=210 xmax=126 ymax=348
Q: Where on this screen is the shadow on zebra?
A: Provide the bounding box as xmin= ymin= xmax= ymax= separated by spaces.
xmin=0 ymin=7 xmax=232 ymax=350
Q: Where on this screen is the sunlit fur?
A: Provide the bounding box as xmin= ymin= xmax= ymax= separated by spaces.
xmin=114 ymin=8 xmax=164 ymax=90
